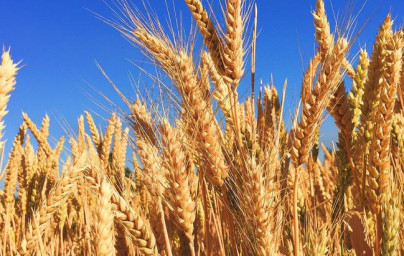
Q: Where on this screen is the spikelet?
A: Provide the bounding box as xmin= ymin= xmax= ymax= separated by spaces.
xmin=262 ymin=85 xmax=282 ymax=147
xmin=70 ymin=137 xmax=79 ymax=161
xmin=19 ymin=137 xmax=37 ymax=232
xmin=18 ymin=138 xmax=29 ymax=233
xmin=120 ymin=128 xmax=129 ymax=172
xmin=306 ymin=226 xmax=329 ymax=255
xmin=195 ymin=199 xmax=206 ymax=253
xmin=301 ymin=53 xmax=321 ymax=102
xmin=112 ymin=119 xmax=129 ymax=191
xmin=313 ymin=156 xmax=330 ymax=203
xmin=23 ymin=134 xmax=36 ymax=181
xmin=332 ymin=133 xmax=352 ymax=231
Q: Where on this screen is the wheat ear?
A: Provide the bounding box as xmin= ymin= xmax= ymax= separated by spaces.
xmin=180 ymin=52 xmax=229 ymax=185
xmin=312 ymin=0 xmax=333 ymax=60
xmin=84 ymin=163 xmax=159 ymax=255
xmin=224 ymin=0 xmax=245 ymax=87
xmin=161 ymin=120 xmax=196 ymax=255
xmin=203 ymin=52 xmax=232 ymax=123
xmin=368 ymin=28 xmax=402 ymax=255
xmin=184 ymin=0 xmax=225 ymax=72
xmin=349 ymin=49 xmax=370 ymax=137
xmin=291 ymin=38 xmax=349 ymax=166
xmin=23 ymin=113 xmax=53 ymax=157
xmin=101 ymin=113 xmax=115 ymax=168
xmin=0 ymin=49 xmax=19 ymax=146
xmin=366 ymin=19 xmax=397 ymax=210
xmin=327 ymin=81 xmax=353 ymax=145
xmin=84 ymin=111 xmax=101 ymax=147
xmin=290 ymin=38 xmax=348 ymax=256
xmin=130 ymin=99 xmax=157 ymax=145
xmin=313 ymin=0 xmax=354 ymax=77
xmin=93 ymin=177 xmax=116 ymax=256
xmin=3 ymin=124 xmax=25 ymax=205
xmin=19 ymin=157 xmax=87 ymax=255
xmin=381 ymin=185 xmax=401 ymax=256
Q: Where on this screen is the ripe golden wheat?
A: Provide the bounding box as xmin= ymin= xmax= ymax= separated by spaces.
xmin=0 ymin=0 xmax=404 ymax=255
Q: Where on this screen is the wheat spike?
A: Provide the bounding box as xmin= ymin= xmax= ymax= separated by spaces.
xmin=93 ymin=178 xmax=116 ymax=256
xmin=161 ymin=120 xmax=196 ymax=254
xmin=367 ymin=23 xmax=401 ymax=210
xmin=85 ymin=111 xmax=101 ymax=147
xmin=184 ymin=0 xmax=225 ymax=72
xmin=291 ymin=37 xmax=348 ymax=166
xmin=224 ymin=0 xmax=245 ymax=87
xmin=0 ymin=49 xmax=19 ymax=146
xmin=349 ymin=49 xmax=370 ymax=136
xmin=101 ymin=113 xmax=116 ymax=168
xmin=23 ymin=113 xmax=53 ymax=157
xmin=181 ymin=52 xmax=228 ymax=185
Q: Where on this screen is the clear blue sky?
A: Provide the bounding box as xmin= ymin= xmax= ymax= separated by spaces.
xmin=0 ymin=0 xmax=403 ymax=154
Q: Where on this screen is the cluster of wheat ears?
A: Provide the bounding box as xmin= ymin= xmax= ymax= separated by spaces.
xmin=0 ymin=0 xmax=404 ymax=255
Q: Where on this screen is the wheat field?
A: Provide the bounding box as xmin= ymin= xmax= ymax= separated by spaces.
xmin=0 ymin=0 xmax=403 ymax=255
